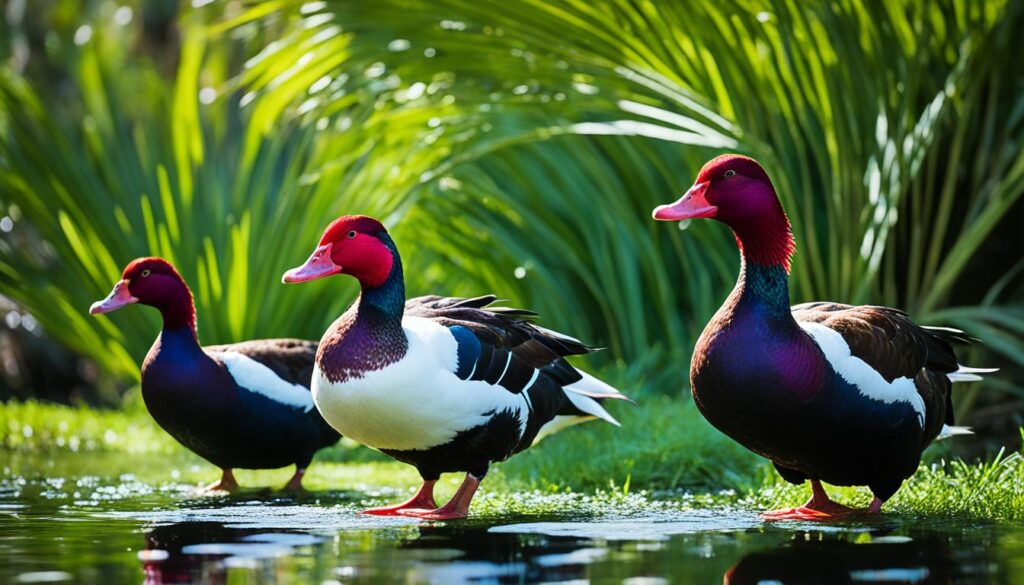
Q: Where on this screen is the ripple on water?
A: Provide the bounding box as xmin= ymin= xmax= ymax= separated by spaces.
xmin=490 ymin=509 xmax=764 ymax=541
xmin=101 ymin=504 xmax=419 ymax=531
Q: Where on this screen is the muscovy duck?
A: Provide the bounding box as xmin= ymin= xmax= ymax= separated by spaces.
xmin=90 ymin=257 xmax=340 ymax=491
xmin=652 ymin=154 xmax=994 ymax=520
xmin=281 ymin=215 xmax=629 ymax=520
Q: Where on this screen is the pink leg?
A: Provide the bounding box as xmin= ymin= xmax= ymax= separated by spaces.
xmin=282 ymin=467 xmax=306 ymax=492
xmin=361 ymin=480 xmax=438 ymax=516
xmin=762 ymin=480 xmax=885 ymax=521
xmin=398 ymin=474 xmax=481 ymax=521
xmin=204 ymin=468 xmax=240 ymax=493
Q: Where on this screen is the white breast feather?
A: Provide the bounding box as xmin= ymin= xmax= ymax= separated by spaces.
xmin=311 ymin=316 xmax=529 ymax=451
xmin=799 ymin=322 xmax=926 ymax=428
xmin=216 ymin=351 xmax=315 ymax=412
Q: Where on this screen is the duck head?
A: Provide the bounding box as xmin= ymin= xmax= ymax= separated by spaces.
xmin=90 ymin=257 xmax=196 ymax=329
xmin=652 ymin=154 xmax=795 ymax=270
xmin=282 ymin=215 xmax=394 ymax=287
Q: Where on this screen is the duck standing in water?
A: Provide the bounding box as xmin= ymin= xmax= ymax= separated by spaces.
xmin=283 ymin=215 xmax=629 ymax=520
xmin=652 ymin=155 xmax=993 ymax=520
xmin=91 ymin=258 xmax=340 ymax=491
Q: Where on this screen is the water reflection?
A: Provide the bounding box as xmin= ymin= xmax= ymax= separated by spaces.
xmin=134 ymin=514 xmax=991 ymax=585
xmin=138 ymin=519 xmax=604 ymax=584
xmin=724 ymin=533 xmax=956 ymax=585
xmin=1 ymin=458 xmax=1021 ymax=585
xmin=142 ymin=522 xmax=330 ymax=584
xmin=142 ymin=522 xmax=234 ymax=585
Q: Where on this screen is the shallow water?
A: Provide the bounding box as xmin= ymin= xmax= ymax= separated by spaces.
xmin=2 ymin=453 xmax=1023 ymax=584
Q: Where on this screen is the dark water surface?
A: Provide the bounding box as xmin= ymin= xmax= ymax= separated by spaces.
xmin=2 ymin=453 xmax=1022 ymax=584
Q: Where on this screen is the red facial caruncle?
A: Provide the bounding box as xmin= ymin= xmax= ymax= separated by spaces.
xmin=283 ymin=215 xmax=395 ymax=288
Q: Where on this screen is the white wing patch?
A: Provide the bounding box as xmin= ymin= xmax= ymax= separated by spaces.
xmin=312 ymin=316 xmax=528 ymax=451
xmin=216 ymin=351 xmax=315 ymax=412
xmin=799 ymin=322 xmax=926 ymax=428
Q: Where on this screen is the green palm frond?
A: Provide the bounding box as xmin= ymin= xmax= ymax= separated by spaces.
xmin=1 ymin=0 xmax=1021 ymax=405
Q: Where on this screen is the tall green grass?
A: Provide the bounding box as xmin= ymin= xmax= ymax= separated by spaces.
xmin=0 ymin=8 xmax=453 ymax=379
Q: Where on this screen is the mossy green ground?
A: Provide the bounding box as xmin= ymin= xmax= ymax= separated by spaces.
xmin=3 ymin=398 xmax=1022 ymax=521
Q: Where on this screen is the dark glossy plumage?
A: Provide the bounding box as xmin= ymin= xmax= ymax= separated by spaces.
xmin=655 ymin=155 xmax=992 ymax=514
xmin=143 ymin=332 xmax=339 ymax=472
xmin=91 ymin=257 xmax=340 ymax=489
xmin=791 ymin=302 xmax=961 ymax=433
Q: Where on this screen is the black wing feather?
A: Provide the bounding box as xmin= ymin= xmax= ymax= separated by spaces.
xmin=792 ymin=303 xmax=966 ymax=439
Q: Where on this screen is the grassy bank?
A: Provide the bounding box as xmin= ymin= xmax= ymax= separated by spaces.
xmin=2 ymin=399 xmax=1023 ymax=521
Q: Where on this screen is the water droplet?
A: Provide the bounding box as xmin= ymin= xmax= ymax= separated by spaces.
xmin=114 ymin=6 xmax=133 ymax=26
xmin=572 ymin=82 xmax=598 ymax=95
xmin=439 ymin=19 xmax=467 ymax=31
xmin=0 ymin=216 xmax=12 ymax=232
xmin=514 ymin=267 xmax=527 ymax=279
xmin=73 ymin=25 xmax=92 ymax=46
xmin=198 ymin=87 xmax=217 ymax=104
xmin=402 ymin=82 xmax=426 ymax=101
xmin=387 ymin=39 xmax=410 ymax=52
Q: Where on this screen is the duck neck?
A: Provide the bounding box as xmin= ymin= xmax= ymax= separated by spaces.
xmin=730 ymin=260 xmax=794 ymax=325
xmin=730 ymin=206 xmax=795 ymax=273
xmin=145 ymin=295 xmax=205 ymax=375
xmin=156 ymin=323 xmax=204 ymax=360
xmin=354 ymin=235 xmax=406 ymax=330
xmin=155 ymin=281 xmax=200 ymax=346
xmin=319 ymin=237 xmax=408 ymax=382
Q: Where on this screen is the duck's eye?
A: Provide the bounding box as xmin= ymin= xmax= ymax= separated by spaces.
xmin=724 ymin=170 xmax=736 ymax=178
xmin=141 ymin=269 xmax=151 ymax=278
xmin=347 ymin=230 xmax=357 ymax=239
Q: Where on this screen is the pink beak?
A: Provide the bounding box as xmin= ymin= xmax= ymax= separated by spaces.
xmin=652 ymin=181 xmax=718 ymax=221
xmin=89 ymin=280 xmax=139 ymax=315
xmin=282 ymin=244 xmax=342 ymax=283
